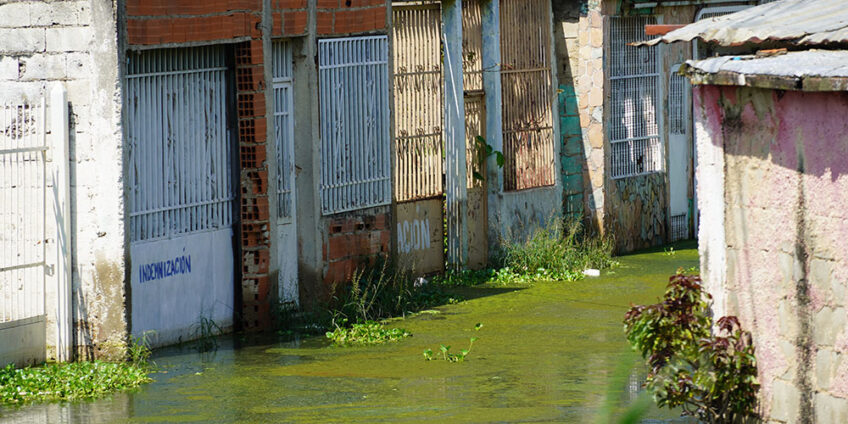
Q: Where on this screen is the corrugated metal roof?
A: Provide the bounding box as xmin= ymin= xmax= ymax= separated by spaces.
xmin=640 ymin=0 xmax=848 ymax=47
xmin=683 ymin=49 xmax=848 ymax=91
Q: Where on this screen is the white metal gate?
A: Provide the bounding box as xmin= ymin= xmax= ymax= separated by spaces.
xmin=125 ymin=46 xmax=236 ymax=345
xmin=272 ymin=40 xmax=298 ymax=304
xmin=668 ymin=64 xmax=690 ymax=241
xmin=1 ymin=102 xmax=47 ymax=326
xmin=318 ymin=36 xmax=391 ymax=215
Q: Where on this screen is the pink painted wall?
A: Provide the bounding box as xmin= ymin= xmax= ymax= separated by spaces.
xmin=694 ymin=84 xmax=848 ymax=422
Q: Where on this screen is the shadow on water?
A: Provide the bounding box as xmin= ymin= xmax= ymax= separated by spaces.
xmin=0 ymin=244 xmax=701 ymax=423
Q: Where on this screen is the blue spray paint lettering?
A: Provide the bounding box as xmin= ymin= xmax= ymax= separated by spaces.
xmin=138 ymin=255 xmax=191 ymax=283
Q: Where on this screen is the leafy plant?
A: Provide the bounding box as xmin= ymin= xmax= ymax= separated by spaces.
xmin=623 ymin=273 xmax=760 ymax=423
xmin=326 ymin=320 xmax=411 ymax=346
xmin=471 ymin=135 xmax=505 ymax=181
xmin=423 ymin=323 xmax=482 ymax=363
xmin=0 ymin=361 xmax=153 ymax=405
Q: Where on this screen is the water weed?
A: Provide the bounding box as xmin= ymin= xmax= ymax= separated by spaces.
xmin=0 ymin=360 xmax=152 ymax=405
xmin=423 ymin=323 xmax=482 ymax=363
xmin=326 ymin=320 xmax=411 ymax=346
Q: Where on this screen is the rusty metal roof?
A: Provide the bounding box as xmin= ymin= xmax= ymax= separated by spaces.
xmin=640 ymin=0 xmax=848 ymax=47
xmin=683 ymin=49 xmax=848 ymax=91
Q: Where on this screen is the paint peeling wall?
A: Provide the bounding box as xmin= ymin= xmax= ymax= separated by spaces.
xmin=0 ymin=0 xmax=126 ymax=360
xmin=695 ymin=84 xmax=848 ymax=422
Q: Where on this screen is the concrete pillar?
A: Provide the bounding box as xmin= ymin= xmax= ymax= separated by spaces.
xmin=442 ymin=0 xmax=468 ymax=268
xmin=482 ymin=0 xmax=503 ymax=257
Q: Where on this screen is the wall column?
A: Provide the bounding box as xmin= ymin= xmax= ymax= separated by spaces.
xmin=481 ymin=0 xmax=504 ymax=257
xmin=442 ymin=0 xmax=468 ymax=268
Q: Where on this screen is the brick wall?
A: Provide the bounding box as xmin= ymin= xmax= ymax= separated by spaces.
xmin=272 ymin=0 xmax=308 ymax=37
xmin=316 ymin=0 xmax=387 ymax=36
xmin=235 ymin=39 xmax=272 ymax=331
xmin=322 ymin=208 xmax=390 ymax=288
xmin=126 ymin=0 xmax=262 ymax=45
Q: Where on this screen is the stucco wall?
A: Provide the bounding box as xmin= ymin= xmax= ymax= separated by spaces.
xmin=0 ymin=0 xmax=126 ymax=360
xmin=695 ymin=84 xmax=848 ymax=422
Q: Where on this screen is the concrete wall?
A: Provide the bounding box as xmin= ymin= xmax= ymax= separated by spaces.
xmin=695 ymin=84 xmax=848 ymax=423
xmin=0 ymin=0 xmax=126 ymax=361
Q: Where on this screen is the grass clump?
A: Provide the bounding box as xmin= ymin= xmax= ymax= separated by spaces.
xmin=332 ymin=258 xmax=462 ymax=323
xmin=326 ymin=320 xmax=411 ymax=346
xmin=0 ymin=335 xmax=154 ymax=406
xmin=496 ymin=217 xmax=617 ymax=283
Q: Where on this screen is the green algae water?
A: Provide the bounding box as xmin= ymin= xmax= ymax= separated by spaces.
xmin=0 ymin=244 xmax=699 ymax=423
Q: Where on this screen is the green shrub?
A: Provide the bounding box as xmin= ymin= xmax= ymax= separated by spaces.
xmin=623 ymin=273 xmax=760 ymax=423
xmin=497 ymin=217 xmax=616 ymax=282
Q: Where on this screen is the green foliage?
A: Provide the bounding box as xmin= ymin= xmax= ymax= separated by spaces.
xmin=471 ymin=135 xmax=505 ymax=181
xmin=497 ymin=217 xmax=617 ymax=282
xmin=0 ymin=361 xmax=153 ymax=405
xmin=623 ymin=273 xmax=760 ymax=423
xmin=325 ymin=320 xmax=411 ymax=346
xmin=423 ymin=323 xmax=482 ymax=363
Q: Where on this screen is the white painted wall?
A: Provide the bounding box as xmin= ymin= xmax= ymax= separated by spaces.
xmin=130 ymin=229 xmax=234 ymax=347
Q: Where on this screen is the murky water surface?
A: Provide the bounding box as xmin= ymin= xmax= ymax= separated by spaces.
xmin=1 ymin=244 xmax=699 ymax=423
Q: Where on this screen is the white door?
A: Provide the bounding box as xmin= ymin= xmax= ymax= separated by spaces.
xmin=126 ymin=46 xmax=236 ymax=345
xmin=272 ymin=41 xmax=298 ymax=305
xmin=668 ymin=64 xmax=690 ymax=241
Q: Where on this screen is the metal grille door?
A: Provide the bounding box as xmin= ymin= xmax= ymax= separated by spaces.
xmin=668 ymin=65 xmax=690 ymax=241
xmin=126 ymin=46 xmax=234 ymax=242
xmin=608 ymin=16 xmax=662 ymax=179
xmin=393 ymin=5 xmax=444 ymax=203
xmin=1 ymin=102 xmax=46 ymax=325
xmin=319 ymin=36 xmax=391 ymax=215
xmin=125 ymin=45 xmax=236 ymax=345
xmin=273 ymin=41 xmax=295 ymax=220
xmin=500 ymin=0 xmax=555 ymax=191
xmin=272 ymin=40 xmax=299 ymax=304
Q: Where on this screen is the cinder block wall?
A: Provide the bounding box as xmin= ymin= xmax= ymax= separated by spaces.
xmin=695 ymin=84 xmax=848 ymax=423
xmin=0 ymin=0 xmax=126 ymax=360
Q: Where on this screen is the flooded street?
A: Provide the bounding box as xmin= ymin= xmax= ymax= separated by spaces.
xmin=1 ymin=244 xmax=698 ymax=423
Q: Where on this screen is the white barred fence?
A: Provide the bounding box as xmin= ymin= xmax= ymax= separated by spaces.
xmin=0 ymin=87 xmax=72 ymax=365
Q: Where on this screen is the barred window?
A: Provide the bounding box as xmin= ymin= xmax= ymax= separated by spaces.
xmin=607 ymin=16 xmax=663 ymax=179
xmin=318 ymin=36 xmax=391 ymax=214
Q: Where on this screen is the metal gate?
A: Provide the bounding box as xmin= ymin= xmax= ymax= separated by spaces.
xmin=272 ymin=40 xmax=298 ymax=304
xmin=1 ymin=101 xmax=48 ymax=364
xmin=668 ymin=64 xmax=690 ymax=241
xmin=500 ymin=0 xmax=555 ymax=191
xmin=392 ymin=4 xmax=446 ymax=274
xmin=125 ymin=45 xmax=236 ymax=346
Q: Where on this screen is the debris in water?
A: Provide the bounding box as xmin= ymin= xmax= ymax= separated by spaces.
xmin=583 ymin=269 xmax=600 ymax=277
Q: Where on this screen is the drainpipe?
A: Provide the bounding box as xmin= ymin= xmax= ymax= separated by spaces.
xmin=482 ymin=0 xmax=503 ymax=261
xmin=442 ymin=0 xmax=468 ymax=269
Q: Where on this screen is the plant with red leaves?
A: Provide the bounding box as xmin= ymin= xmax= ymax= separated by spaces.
xmin=623 ymin=272 xmax=760 ymax=423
